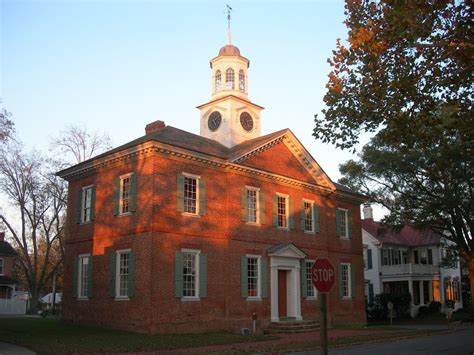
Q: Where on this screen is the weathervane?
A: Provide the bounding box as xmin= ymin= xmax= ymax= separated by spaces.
xmin=226 ymin=4 xmax=233 ymax=45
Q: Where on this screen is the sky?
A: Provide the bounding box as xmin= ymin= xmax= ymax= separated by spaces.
xmin=1 ymin=0 xmax=385 ymax=220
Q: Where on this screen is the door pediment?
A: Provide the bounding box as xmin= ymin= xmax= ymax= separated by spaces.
xmin=266 ymin=243 xmax=307 ymax=259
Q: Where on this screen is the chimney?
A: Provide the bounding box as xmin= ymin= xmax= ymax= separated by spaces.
xmin=0 ymin=232 xmax=4 ymax=241
xmin=145 ymin=120 xmax=166 ymax=135
xmin=363 ymin=203 xmax=373 ymax=220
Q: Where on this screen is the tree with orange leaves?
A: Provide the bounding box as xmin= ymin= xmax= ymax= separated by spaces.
xmin=314 ymin=1 xmax=473 ymax=306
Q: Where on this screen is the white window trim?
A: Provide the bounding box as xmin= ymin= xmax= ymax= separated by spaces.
xmin=245 ymin=186 xmax=261 ymax=225
xmin=0 ymin=257 xmax=4 ymax=276
xmin=77 ymin=253 xmax=90 ymax=300
xmin=118 ymin=173 xmax=132 ymax=216
xmin=338 ymin=208 xmax=349 ymax=239
xmin=182 ymin=172 xmax=201 ymax=217
xmin=341 ymin=262 xmax=352 ymax=299
xmin=115 ymin=249 xmax=131 ymax=300
xmin=181 ymin=248 xmax=201 ymax=300
xmin=363 ymin=246 xmax=368 ymax=270
xmin=246 ymin=254 xmax=262 ymax=300
xmin=306 ymin=259 xmax=318 ymax=300
xmin=81 ymin=185 xmax=93 ymax=224
xmin=276 ymin=192 xmax=289 ymax=230
xmin=303 ymin=199 xmax=315 ymax=234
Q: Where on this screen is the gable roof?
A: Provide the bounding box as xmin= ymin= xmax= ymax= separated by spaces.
xmin=362 ymin=218 xmax=441 ymax=247
xmin=56 ymin=125 xmax=364 ymax=199
xmin=0 ymin=240 xmax=17 ymax=257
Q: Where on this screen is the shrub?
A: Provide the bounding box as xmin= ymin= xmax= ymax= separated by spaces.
xmin=367 ymin=293 xmax=412 ymax=320
xmin=428 ymin=301 xmax=442 ymax=313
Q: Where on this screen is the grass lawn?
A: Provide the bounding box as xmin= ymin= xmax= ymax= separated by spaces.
xmin=0 ymin=317 xmax=274 ymax=354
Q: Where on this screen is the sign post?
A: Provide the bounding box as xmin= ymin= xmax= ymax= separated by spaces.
xmin=311 ymin=258 xmax=336 ymax=355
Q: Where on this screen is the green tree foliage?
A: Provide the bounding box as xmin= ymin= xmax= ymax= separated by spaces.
xmin=314 ymin=0 xmax=473 ymax=293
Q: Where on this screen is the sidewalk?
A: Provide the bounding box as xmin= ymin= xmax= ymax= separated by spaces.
xmin=0 ymin=342 xmax=36 ymax=355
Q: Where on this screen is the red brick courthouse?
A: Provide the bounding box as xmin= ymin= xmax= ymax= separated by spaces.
xmin=58 ymin=42 xmax=366 ymax=333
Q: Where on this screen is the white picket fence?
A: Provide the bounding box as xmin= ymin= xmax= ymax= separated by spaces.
xmin=0 ymin=299 xmax=27 ymax=315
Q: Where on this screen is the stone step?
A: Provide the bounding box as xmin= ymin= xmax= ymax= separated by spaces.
xmin=264 ymin=320 xmax=320 ymax=334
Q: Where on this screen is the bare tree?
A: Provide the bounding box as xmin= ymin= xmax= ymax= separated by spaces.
xmin=0 ymin=143 xmax=67 ymax=313
xmin=50 ymin=123 xmax=112 ymax=164
xmin=0 ymin=107 xmax=14 ymax=143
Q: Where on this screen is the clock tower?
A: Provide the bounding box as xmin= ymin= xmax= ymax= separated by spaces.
xmin=197 ymin=42 xmax=264 ymax=148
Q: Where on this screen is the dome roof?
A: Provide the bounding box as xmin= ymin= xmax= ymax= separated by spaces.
xmin=218 ymin=45 xmax=241 ymax=56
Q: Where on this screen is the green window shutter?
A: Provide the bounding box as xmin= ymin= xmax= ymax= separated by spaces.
xmin=272 ymin=194 xmax=278 ymax=227
xmin=414 ymin=250 xmax=419 ymax=264
xmin=240 ymin=256 xmax=248 ymax=298
xmin=128 ymin=251 xmax=135 ymax=298
xmin=90 ymin=185 xmax=96 ymax=221
xmin=72 ymin=257 xmax=79 ymax=298
xmin=87 ymin=256 xmax=93 ymax=298
xmin=110 ymin=252 xmax=116 ymax=297
xmin=199 ymin=179 xmax=206 ymax=215
xmin=314 ymin=205 xmax=320 ymax=233
xmin=289 ymin=197 xmax=294 ymax=229
xmin=175 ymin=252 xmax=184 ymax=298
xmin=130 ymin=172 xmax=137 ymax=213
xmin=301 ymin=260 xmax=307 ymax=298
xmin=76 ymin=189 xmax=82 ymax=224
xmin=428 ymin=249 xmax=433 ymax=265
xmin=113 ymin=177 xmax=120 ymax=216
xmin=368 ymin=249 xmax=373 ymax=269
xmin=259 ymin=191 xmax=266 ymax=224
xmin=261 ymin=257 xmax=268 ymax=298
xmin=199 ymin=253 xmax=208 ymax=298
xmin=300 ymin=200 xmax=305 ymax=231
xmin=350 ymin=265 xmax=355 ymax=298
xmin=348 ymin=210 xmax=353 ymax=239
xmin=338 ymin=264 xmax=343 ymax=298
xmin=176 ymin=174 xmax=185 ymax=212
xmin=241 ymin=187 xmax=248 ymax=221
xmin=336 ymin=209 xmax=342 ymax=237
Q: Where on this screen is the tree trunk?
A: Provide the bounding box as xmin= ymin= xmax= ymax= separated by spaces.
xmin=28 ymin=291 xmax=39 ymax=315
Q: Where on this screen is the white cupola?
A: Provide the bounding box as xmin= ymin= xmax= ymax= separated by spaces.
xmin=197 ymin=40 xmax=264 ymax=148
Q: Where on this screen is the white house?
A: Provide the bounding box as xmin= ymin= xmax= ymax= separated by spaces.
xmin=362 ymin=204 xmax=462 ymax=317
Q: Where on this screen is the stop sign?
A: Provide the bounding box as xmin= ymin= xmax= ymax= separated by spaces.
xmin=311 ymin=258 xmax=336 ymax=293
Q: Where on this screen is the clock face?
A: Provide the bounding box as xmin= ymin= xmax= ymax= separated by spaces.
xmin=208 ymin=111 xmax=222 ymax=131
xmin=240 ymin=112 xmax=253 ymax=132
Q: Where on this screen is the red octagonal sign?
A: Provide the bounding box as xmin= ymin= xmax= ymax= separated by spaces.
xmin=311 ymin=258 xmax=336 ymax=293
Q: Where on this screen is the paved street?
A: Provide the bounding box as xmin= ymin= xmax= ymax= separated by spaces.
xmin=291 ymin=325 xmax=474 ymax=355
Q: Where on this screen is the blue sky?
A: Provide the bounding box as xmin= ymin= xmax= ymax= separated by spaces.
xmin=1 ymin=1 xmax=384 ymax=219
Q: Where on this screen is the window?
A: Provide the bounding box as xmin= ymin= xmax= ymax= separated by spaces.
xmin=393 ymin=249 xmax=400 ymax=265
xmin=363 ymin=247 xmax=368 ymax=269
xmin=247 ymin=188 xmax=258 ymax=223
xmin=336 ymin=208 xmax=350 ymax=239
xmin=277 ymin=195 xmax=288 ymax=228
xmin=340 ymin=263 xmax=352 ymax=298
xmin=382 ymin=249 xmax=389 ymax=266
xmin=305 ymin=261 xmax=317 ymax=298
xmin=453 ymin=279 xmax=460 ymax=302
xmin=116 ymin=251 xmax=130 ymax=298
xmin=0 ymin=258 xmax=3 ymax=275
xmin=177 ymin=173 xmax=206 ymax=216
xmin=239 ymin=70 xmax=245 ymax=91
xmin=225 ymin=68 xmax=234 ymax=89
xmin=419 ymin=250 xmax=428 ymax=265
xmin=78 ymin=255 xmax=90 ymax=298
xmin=303 ymin=200 xmax=313 ymax=232
xmin=120 ymin=175 xmax=131 ymax=214
xmin=423 ymin=280 xmax=430 ymax=304
xmin=215 ymin=70 xmax=221 ymax=92
xmin=184 ymin=176 xmax=197 ymax=214
xmin=113 ymin=173 xmax=137 ymax=216
xmin=80 ymin=186 xmax=92 ymax=222
xmin=241 ymin=255 xmax=267 ymax=299
xmin=402 ymin=250 xmax=409 ymax=264
xmin=175 ymin=250 xmax=207 ymax=299
xmin=247 ymin=256 xmax=260 ymax=298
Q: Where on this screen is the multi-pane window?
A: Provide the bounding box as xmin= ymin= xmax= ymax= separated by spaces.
xmin=226 ymin=68 xmax=234 ymax=89
xmin=338 ymin=209 xmax=348 ymax=238
xmin=184 ymin=177 xmax=197 ymax=214
xmin=183 ymin=252 xmax=197 ymax=297
xmin=81 ymin=186 xmax=92 ymax=223
xmin=277 ymin=196 xmax=288 ymax=228
xmin=306 ymin=261 xmax=316 ymax=298
xmin=117 ymin=252 xmax=129 ymax=298
xmin=78 ymin=255 xmax=89 ymax=298
xmin=215 ymin=70 xmax=221 ymax=92
xmin=341 ymin=263 xmax=351 ymax=297
xmin=419 ymin=249 xmax=428 ymax=264
xmin=0 ymin=258 xmax=3 ymax=275
xmin=247 ymin=257 xmax=259 ymax=297
xmin=120 ymin=176 xmax=131 ymax=214
xmin=363 ymin=248 xmax=368 ymax=269
xmin=247 ymin=189 xmax=258 ymax=223
xmin=303 ymin=201 xmax=313 ymax=232
xmin=239 ymin=70 xmax=245 ymax=92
